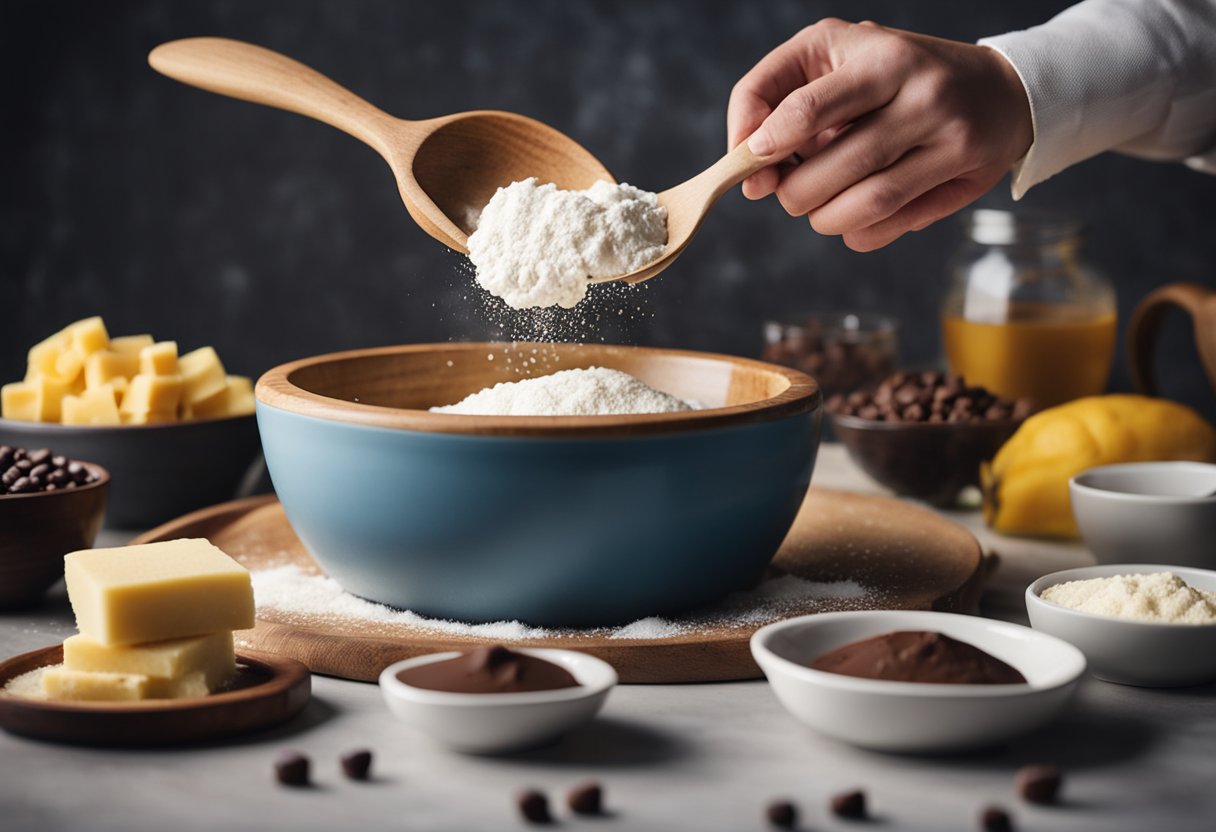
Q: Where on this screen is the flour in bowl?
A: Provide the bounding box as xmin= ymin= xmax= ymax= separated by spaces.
xmin=431 ymin=366 xmax=692 ymax=416
xmin=467 ymin=178 xmax=667 ymax=310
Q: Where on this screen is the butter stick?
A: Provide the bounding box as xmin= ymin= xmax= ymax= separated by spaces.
xmin=63 ymin=631 xmax=235 ymax=691
xmin=64 ymin=539 xmax=255 ymax=646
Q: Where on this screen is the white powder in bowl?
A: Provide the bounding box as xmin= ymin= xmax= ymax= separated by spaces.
xmin=1040 ymin=571 xmax=1216 ymax=624
xmin=431 ymin=366 xmax=692 ymax=416
xmin=467 ymin=178 xmax=667 ymax=310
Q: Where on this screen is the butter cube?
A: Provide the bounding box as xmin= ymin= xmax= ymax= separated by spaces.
xmin=68 ymin=316 xmax=110 ymax=358
xmin=64 ymin=539 xmax=255 ymax=646
xmin=120 ymin=410 xmax=176 ymax=425
xmin=109 ymin=334 xmax=155 ymax=354
xmin=120 ymin=373 xmax=183 ymax=417
xmin=62 ymin=385 xmax=122 ymax=426
xmin=179 ymin=346 xmax=228 ymax=406
xmin=53 ymin=348 xmax=85 ymax=382
xmin=139 ymin=341 xmax=178 ymax=376
xmin=1 ymin=375 xmax=73 ymax=422
xmin=63 ymin=631 xmax=235 ymax=692
xmin=84 ymin=350 xmax=140 ymax=390
xmin=42 ymin=667 xmax=152 ymax=701
xmin=225 ymin=375 xmax=255 ymax=416
xmin=26 ymin=328 xmax=72 ymax=381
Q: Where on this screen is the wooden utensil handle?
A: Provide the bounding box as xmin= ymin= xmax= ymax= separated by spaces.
xmin=1127 ymin=282 xmax=1216 ymax=397
xmin=148 ymin=37 xmax=401 ymax=157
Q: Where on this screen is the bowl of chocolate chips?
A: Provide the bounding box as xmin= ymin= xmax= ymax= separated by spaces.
xmin=0 ymin=445 xmax=108 ymax=608
xmin=827 ymin=371 xmax=1034 ymax=506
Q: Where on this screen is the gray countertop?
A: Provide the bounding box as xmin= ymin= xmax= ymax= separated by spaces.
xmin=3 ymin=445 xmax=1214 ymax=832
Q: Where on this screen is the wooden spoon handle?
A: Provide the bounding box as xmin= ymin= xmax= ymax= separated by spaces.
xmin=148 ymin=37 xmax=402 ymax=157
xmin=1127 ymin=282 xmax=1216 ymax=397
xmin=667 ymin=141 xmax=769 ymax=206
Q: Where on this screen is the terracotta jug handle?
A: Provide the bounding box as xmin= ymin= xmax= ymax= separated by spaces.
xmin=1127 ymin=282 xmax=1216 ymax=396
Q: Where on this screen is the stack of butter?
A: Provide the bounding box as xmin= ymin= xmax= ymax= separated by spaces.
xmin=42 ymin=539 xmax=256 ymax=702
xmin=0 ymin=316 xmax=254 ymax=425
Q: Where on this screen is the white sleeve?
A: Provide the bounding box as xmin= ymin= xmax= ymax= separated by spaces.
xmin=978 ymin=0 xmax=1216 ymax=199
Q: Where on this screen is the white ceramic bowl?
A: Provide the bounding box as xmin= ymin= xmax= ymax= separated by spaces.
xmin=750 ymin=610 xmax=1085 ymax=753
xmin=1070 ymin=462 xmax=1216 ymax=568
xmin=1026 ymin=564 xmax=1216 ymax=687
xmin=378 ymin=648 xmax=617 ymax=754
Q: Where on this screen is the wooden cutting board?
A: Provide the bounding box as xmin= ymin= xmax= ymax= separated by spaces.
xmin=134 ymin=488 xmax=990 ymax=684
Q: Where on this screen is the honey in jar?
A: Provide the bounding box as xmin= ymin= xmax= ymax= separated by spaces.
xmin=942 ymin=211 xmax=1116 ymax=408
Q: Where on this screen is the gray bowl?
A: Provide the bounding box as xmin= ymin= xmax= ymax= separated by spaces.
xmin=0 ymin=416 xmax=262 ymax=529
xmin=1070 ymin=462 xmax=1216 ymax=568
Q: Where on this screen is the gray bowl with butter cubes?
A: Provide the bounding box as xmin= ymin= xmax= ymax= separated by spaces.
xmin=0 ymin=317 xmax=263 ymax=528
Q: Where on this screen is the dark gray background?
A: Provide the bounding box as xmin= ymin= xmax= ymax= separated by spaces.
xmin=4 ymin=0 xmax=1215 ymax=417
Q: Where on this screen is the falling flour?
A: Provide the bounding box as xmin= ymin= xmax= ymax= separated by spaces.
xmin=467 ymin=178 xmax=667 ymax=310
xmin=1040 ymin=571 xmax=1216 ymax=624
xmin=431 ymin=366 xmax=692 ymax=416
xmin=249 ymin=565 xmax=876 ymax=641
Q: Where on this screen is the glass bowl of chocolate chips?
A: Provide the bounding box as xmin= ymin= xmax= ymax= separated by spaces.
xmin=826 ymin=371 xmax=1034 ymax=507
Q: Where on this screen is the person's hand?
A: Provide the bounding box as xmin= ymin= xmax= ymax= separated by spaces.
xmin=728 ymin=19 xmax=1033 ymax=251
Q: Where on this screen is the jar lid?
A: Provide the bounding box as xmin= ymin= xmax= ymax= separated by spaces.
xmin=966 ymin=210 xmax=1083 ymax=245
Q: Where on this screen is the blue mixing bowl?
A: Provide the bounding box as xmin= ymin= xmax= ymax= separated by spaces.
xmin=256 ymin=343 xmax=820 ymax=627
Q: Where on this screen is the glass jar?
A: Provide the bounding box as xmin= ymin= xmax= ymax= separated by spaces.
xmin=941 ymin=210 xmax=1116 ymax=408
xmin=762 ymin=313 xmax=898 ymax=400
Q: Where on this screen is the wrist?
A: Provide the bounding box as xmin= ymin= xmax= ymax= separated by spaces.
xmin=982 ymin=45 xmax=1034 ymax=164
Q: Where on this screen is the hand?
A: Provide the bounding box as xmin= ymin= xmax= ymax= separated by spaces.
xmin=728 ymin=19 xmax=1033 ymax=251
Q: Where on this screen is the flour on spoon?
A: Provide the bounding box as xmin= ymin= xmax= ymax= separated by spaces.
xmin=467 ymin=178 xmax=667 ymax=310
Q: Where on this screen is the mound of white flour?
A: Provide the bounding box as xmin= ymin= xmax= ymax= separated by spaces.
xmin=432 ymin=366 xmax=691 ymax=416
xmin=467 ymin=178 xmax=667 ymax=310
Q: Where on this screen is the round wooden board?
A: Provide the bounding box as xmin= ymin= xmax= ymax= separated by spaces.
xmin=0 ymin=645 xmax=311 ymax=746
xmin=132 ymin=488 xmax=990 ymax=685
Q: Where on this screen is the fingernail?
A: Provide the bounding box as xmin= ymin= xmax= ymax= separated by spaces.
xmin=748 ymin=129 xmax=775 ymax=157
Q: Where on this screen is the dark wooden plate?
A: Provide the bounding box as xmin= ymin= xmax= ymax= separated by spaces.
xmin=0 ymin=645 xmax=310 ymax=746
xmin=132 ymin=488 xmax=991 ymax=684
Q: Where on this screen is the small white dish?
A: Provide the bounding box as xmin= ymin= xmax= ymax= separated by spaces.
xmin=378 ymin=648 xmax=617 ymax=754
xmin=1026 ymin=564 xmax=1216 ymax=687
xmin=1070 ymin=462 xmax=1216 ymax=568
xmin=750 ymin=610 xmax=1084 ymax=753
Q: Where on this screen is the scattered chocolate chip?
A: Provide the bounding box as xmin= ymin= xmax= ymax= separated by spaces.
xmin=1015 ymin=764 xmax=1062 ymax=805
xmin=340 ymin=749 xmax=372 ymax=781
xmin=567 ymin=781 xmax=603 ymax=816
xmin=517 ymin=789 xmax=552 ymax=824
xmin=980 ymin=805 xmax=1014 ymax=832
xmin=274 ymin=751 xmax=310 ymax=787
xmin=0 ymin=446 xmax=99 ymax=496
xmin=765 ymin=799 xmax=797 ymax=828
xmin=830 ymin=789 xmax=867 ymax=819
xmin=826 ymin=371 xmax=1033 ymax=425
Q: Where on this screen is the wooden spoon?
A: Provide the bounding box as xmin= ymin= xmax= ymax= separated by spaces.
xmin=600 ymin=141 xmax=768 ymax=285
xmin=147 ymin=37 xmax=614 ymax=253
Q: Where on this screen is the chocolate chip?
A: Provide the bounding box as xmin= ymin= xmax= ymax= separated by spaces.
xmin=340 ymin=749 xmax=372 ymax=781
xmin=0 ymin=446 xmax=98 ymax=496
xmin=517 ymin=790 xmax=552 ymax=824
xmin=826 ymin=371 xmax=1032 ymax=425
xmin=274 ymin=751 xmax=310 ymax=787
xmin=1015 ymin=764 xmax=1061 ymax=805
xmin=765 ymin=799 xmax=797 ymax=828
xmin=565 ymin=781 xmax=603 ymax=816
xmin=980 ymin=805 xmax=1014 ymax=832
xmin=830 ymin=789 xmax=867 ymax=819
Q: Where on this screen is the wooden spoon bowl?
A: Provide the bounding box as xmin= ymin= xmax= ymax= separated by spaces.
xmin=149 ymin=38 xmax=613 ymax=253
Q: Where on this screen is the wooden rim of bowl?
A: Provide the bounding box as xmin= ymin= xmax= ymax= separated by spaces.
xmin=0 ymin=460 xmax=109 ymax=502
xmin=256 ymin=342 xmax=820 ymax=437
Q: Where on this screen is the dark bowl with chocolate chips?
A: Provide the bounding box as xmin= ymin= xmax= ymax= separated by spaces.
xmin=827 ymin=371 xmax=1033 ymax=507
xmin=0 ymin=445 xmax=108 ymax=608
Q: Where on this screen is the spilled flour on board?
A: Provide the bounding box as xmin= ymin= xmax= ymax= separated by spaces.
xmin=250 ymin=565 xmax=878 ymax=641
